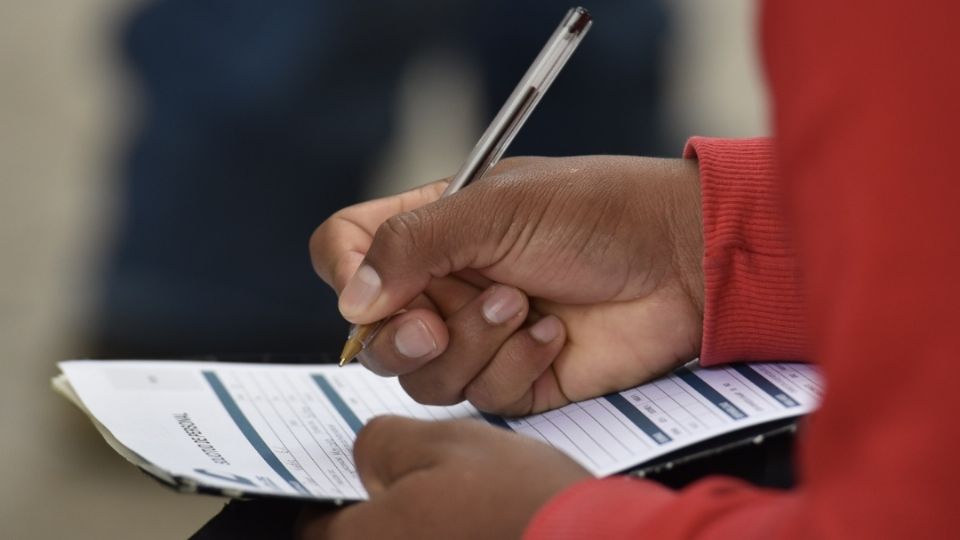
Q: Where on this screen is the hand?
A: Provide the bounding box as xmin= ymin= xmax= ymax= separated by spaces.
xmin=295 ymin=416 xmax=591 ymax=540
xmin=310 ymin=156 xmax=704 ymax=414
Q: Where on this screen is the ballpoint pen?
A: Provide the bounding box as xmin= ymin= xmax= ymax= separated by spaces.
xmin=339 ymin=6 xmax=593 ymax=366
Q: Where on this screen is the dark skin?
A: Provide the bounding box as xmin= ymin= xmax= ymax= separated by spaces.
xmin=295 ymin=416 xmax=591 ymax=540
xmin=306 ymin=156 xmax=704 ymax=538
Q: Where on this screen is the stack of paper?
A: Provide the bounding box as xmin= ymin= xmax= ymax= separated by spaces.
xmin=54 ymin=359 xmax=821 ymax=502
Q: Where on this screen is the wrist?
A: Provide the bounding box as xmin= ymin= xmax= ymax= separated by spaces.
xmin=666 ymin=157 xmax=705 ymax=325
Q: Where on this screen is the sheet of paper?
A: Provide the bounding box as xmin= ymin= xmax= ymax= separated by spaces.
xmin=58 ymin=359 xmax=821 ymax=501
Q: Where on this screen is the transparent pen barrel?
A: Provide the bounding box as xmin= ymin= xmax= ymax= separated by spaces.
xmin=443 ymin=7 xmax=592 ymax=195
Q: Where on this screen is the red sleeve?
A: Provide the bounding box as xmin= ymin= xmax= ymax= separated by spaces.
xmin=684 ymin=136 xmax=807 ymax=365
xmin=525 ymin=1 xmax=960 ymax=538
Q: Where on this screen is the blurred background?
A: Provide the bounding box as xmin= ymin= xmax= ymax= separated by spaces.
xmin=0 ymin=0 xmax=766 ymax=537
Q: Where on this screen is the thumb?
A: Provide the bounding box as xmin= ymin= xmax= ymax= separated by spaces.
xmin=338 ymin=188 xmax=506 ymax=323
xmin=353 ymin=416 xmax=439 ymax=495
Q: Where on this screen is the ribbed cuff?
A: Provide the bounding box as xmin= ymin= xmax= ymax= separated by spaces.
xmin=523 ymin=477 xmax=676 ymax=540
xmin=684 ymin=137 xmax=807 ymax=365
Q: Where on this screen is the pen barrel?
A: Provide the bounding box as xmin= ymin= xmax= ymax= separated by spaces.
xmin=350 ymin=319 xmax=387 ymax=348
xmin=342 ymin=8 xmax=591 ymax=366
xmin=443 ymin=86 xmax=538 ymax=197
xmin=443 ymin=7 xmax=592 ymax=196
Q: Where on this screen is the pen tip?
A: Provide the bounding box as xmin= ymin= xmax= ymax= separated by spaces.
xmin=339 ymin=340 xmax=362 ymax=367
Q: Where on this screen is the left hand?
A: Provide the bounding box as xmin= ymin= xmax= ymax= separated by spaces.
xmin=296 ymin=416 xmax=591 ymax=540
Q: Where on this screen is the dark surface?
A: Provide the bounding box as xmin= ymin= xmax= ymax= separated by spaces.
xmin=190 ymin=498 xmax=303 ymax=540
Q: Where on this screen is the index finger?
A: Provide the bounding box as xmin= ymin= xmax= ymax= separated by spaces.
xmin=310 ymin=180 xmax=448 ymax=292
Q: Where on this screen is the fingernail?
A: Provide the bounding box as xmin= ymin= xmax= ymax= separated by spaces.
xmin=482 ymin=286 xmax=524 ymax=325
xmin=339 ymin=264 xmax=381 ymax=318
xmin=529 ymin=316 xmax=561 ymax=344
xmin=394 ymin=319 xmax=437 ymax=359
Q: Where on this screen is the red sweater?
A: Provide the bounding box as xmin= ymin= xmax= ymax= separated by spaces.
xmin=525 ymin=1 xmax=960 ymax=538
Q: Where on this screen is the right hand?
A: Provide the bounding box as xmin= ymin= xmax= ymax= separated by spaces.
xmin=310 ymin=155 xmax=704 ymax=415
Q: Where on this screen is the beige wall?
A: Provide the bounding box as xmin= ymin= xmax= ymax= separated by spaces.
xmin=661 ymin=0 xmax=768 ymax=145
xmin=0 ymin=1 xmax=223 ymax=538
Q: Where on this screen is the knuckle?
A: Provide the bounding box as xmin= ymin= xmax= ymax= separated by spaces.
xmin=307 ymin=223 xmax=324 ymax=254
xmin=495 ymin=399 xmax=530 ymax=418
xmin=379 ymin=212 xmax=422 ymax=246
xmin=310 ymin=209 xmax=346 ymax=247
xmin=308 ymin=223 xmax=333 ymax=266
xmin=373 ymin=211 xmax=436 ymax=268
xmin=398 ymin=374 xmax=463 ymax=406
xmin=464 ymin=378 xmax=508 ymax=413
xmin=308 ymin=212 xmax=355 ymax=284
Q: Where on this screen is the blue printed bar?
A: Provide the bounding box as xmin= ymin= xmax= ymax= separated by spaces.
xmin=733 ymin=365 xmax=800 ymax=408
xmin=481 ymin=412 xmax=513 ymax=431
xmin=675 ymin=367 xmax=747 ymax=420
xmin=202 ymin=371 xmax=310 ymax=495
xmin=312 ymin=375 xmax=364 ymax=434
xmin=603 ymin=393 xmax=672 ymax=445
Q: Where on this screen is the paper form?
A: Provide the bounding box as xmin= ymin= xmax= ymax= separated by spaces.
xmin=57 ymin=359 xmax=820 ymax=501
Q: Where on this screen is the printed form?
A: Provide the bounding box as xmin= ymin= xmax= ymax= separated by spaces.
xmin=57 ymin=360 xmax=820 ymax=501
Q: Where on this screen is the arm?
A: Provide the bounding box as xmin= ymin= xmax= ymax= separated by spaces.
xmin=526 ymin=1 xmax=960 ymax=538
